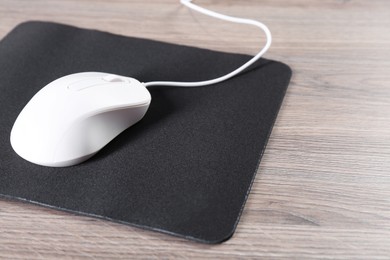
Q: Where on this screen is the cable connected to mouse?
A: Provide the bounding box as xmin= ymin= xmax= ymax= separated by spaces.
xmin=143 ymin=0 xmax=272 ymax=88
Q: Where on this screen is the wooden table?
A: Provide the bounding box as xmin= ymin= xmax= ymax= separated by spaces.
xmin=1 ymin=0 xmax=389 ymax=258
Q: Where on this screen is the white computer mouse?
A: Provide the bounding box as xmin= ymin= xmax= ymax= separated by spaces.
xmin=10 ymin=72 xmax=151 ymax=167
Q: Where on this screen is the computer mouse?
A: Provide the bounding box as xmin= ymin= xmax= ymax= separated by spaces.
xmin=10 ymin=72 xmax=151 ymax=167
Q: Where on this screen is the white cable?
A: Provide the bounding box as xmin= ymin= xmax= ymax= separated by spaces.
xmin=143 ymin=0 xmax=272 ymax=88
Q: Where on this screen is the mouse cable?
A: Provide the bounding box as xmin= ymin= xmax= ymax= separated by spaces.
xmin=142 ymin=0 xmax=272 ymax=88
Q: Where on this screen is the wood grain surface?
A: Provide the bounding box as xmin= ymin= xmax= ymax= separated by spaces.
xmin=1 ymin=0 xmax=390 ymax=259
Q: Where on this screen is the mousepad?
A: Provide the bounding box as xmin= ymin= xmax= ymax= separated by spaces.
xmin=0 ymin=21 xmax=291 ymax=243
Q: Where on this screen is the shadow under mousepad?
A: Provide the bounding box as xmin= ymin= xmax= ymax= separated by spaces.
xmin=0 ymin=21 xmax=291 ymax=243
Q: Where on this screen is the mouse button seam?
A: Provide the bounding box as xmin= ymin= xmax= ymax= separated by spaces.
xmin=70 ymin=82 xmax=125 ymax=91
xmin=66 ymin=78 xmax=106 ymax=91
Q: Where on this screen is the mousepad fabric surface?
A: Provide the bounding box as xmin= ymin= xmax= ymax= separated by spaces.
xmin=0 ymin=21 xmax=291 ymax=243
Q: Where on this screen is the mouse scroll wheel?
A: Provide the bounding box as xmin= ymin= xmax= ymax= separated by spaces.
xmin=102 ymin=75 xmax=128 ymax=82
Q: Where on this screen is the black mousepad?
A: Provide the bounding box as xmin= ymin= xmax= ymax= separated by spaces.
xmin=0 ymin=21 xmax=291 ymax=243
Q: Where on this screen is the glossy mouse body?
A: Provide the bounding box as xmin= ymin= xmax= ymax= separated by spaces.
xmin=10 ymin=72 xmax=151 ymax=167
